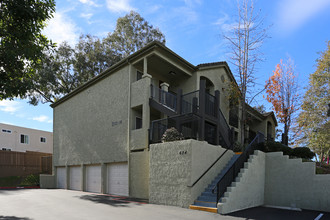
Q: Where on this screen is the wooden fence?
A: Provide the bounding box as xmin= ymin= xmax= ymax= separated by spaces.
xmin=0 ymin=150 xmax=52 ymax=177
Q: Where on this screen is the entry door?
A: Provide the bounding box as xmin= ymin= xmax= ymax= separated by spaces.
xmin=56 ymin=167 xmax=66 ymax=189
xmin=69 ymin=166 xmax=82 ymax=191
xmin=107 ymin=163 xmax=129 ymax=196
xmin=85 ymin=165 xmax=101 ymax=193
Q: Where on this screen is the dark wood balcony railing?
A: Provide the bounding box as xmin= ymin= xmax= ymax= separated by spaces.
xmin=149 ymin=79 xmax=233 ymax=149
xmin=150 ymin=85 xmax=177 ymax=111
xmin=149 ymin=114 xmax=201 ymax=144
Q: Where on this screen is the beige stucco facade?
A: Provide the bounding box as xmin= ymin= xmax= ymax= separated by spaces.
xmin=45 ymin=41 xmax=277 ymax=200
xmin=0 ymin=123 xmax=52 ymax=153
xmin=149 ymin=140 xmax=234 ymax=208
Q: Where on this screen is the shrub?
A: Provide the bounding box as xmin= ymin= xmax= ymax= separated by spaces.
xmin=233 ymin=142 xmax=243 ymax=152
xmin=255 ymin=141 xmax=315 ymax=160
xmin=255 ymin=142 xmax=266 ymax=151
xmin=161 ymin=127 xmax=184 ymax=143
xmin=291 ymin=147 xmax=315 ymax=160
xmin=255 ymin=141 xmax=293 ymax=156
xmin=20 ymin=174 xmax=40 ymax=186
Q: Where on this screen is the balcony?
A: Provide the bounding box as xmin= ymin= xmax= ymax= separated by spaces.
xmin=150 ymin=85 xmax=177 ymax=112
xmin=149 ymin=83 xmax=233 ymax=149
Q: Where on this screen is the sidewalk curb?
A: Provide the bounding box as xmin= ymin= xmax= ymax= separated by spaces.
xmin=0 ymin=186 xmax=40 ymax=190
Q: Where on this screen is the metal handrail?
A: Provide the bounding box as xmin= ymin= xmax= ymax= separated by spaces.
xmin=188 ymin=149 xmax=228 ymax=187
xmin=212 ymin=132 xmax=265 ymax=203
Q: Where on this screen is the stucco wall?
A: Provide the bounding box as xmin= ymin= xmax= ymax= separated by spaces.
xmin=130 ymin=75 xmax=150 ymax=150
xmin=40 ymin=174 xmax=55 ymax=188
xmin=196 ymin=67 xmax=231 ymax=122
xmin=129 ymin=151 xmax=149 ymax=199
xmin=53 ymin=66 xmax=129 ymax=166
xmin=265 ymin=152 xmax=330 ymax=212
xmin=149 ymin=139 xmax=233 ymax=208
xmin=218 ymin=150 xmax=266 ymax=214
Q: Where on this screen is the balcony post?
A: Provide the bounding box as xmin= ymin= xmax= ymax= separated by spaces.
xmin=199 ymin=79 xmax=206 ymax=141
xmin=142 ymin=74 xmax=152 ymax=134
xmin=143 ymin=57 xmax=148 ymax=75
xmin=160 ymin=82 xmax=169 ymax=104
xmin=160 ymin=82 xmax=169 ymax=92
xmin=215 ymin=90 xmax=220 ymax=145
xmin=176 ymin=89 xmax=182 ymax=114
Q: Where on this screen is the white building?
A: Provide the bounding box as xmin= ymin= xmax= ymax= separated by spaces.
xmin=0 ymin=123 xmax=53 ymax=153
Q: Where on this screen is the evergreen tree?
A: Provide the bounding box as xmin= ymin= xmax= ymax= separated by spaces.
xmin=297 ymin=41 xmax=330 ymax=162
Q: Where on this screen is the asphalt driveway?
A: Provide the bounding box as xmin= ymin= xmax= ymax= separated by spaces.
xmin=0 ymin=189 xmax=328 ymax=220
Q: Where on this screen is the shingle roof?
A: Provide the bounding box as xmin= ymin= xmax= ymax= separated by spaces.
xmin=197 ymin=61 xmax=227 ymax=68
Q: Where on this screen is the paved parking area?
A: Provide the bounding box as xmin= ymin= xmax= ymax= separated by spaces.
xmin=0 ymin=189 xmax=328 ymax=220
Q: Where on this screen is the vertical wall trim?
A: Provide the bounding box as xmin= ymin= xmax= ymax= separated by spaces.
xmin=127 ymin=63 xmax=132 ymax=196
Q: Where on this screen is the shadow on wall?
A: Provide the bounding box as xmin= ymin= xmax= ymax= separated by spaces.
xmin=79 ymin=194 xmax=148 ymax=207
xmin=0 ymin=216 xmax=32 ymax=220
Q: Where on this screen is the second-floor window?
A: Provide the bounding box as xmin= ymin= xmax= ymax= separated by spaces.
xmin=2 ymin=129 xmax=11 ymax=134
xmin=40 ymin=137 xmax=46 ymax=143
xmin=20 ymin=134 xmax=29 ymax=144
xmin=135 ymin=117 xmax=142 ymax=129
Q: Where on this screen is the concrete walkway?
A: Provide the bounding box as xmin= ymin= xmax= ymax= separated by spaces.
xmin=0 ymin=189 xmax=328 ymax=220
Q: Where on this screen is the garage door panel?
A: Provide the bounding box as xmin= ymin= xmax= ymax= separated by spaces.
xmin=86 ymin=165 xmax=101 ymax=193
xmin=107 ymin=163 xmax=128 ymax=196
xmin=57 ymin=167 xmax=66 ymax=189
xmin=69 ymin=166 xmax=82 ymax=191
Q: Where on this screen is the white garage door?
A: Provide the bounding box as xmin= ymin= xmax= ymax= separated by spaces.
xmin=107 ymin=163 xmax=128 ymax=196
xmin=86 ymin=165 xmax=101 ymax=193
xmin=56 ymin=167 xmax=66 ymax=189
xmin=69 ymin=166 xmax=82 ymax=191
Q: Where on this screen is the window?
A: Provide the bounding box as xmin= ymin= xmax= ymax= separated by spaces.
xmin=40 ymin=137 xmax=46 ymax=143
xmin=137 ymin=71 xmax=143 ymax=81
xmin=1 ymin=148 xmax=11 ymax=151
xmin=135 ymin=117 xmax=142 ymax=129
xmin=2 ymin=129 xmax=11 ymax=133
xmin=20 ymin=134 xmax=29 ymax=144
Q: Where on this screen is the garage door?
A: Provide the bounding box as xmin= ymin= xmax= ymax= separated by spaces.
xmin=85 ymin=165 xmax=101 ymax=193
xmin=56 ymin=167 xmax=66 ymax=189
xmin=69 ymin=166 xmax=82 ymax=191
xmin=107 ymin=163 xmax=128 ymax=196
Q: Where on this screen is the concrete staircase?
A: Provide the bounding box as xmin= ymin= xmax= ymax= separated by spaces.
xmin=189 ymin=154 xmax=241 ymax=213
xmin=217 ymin=150 xmax=265 ymax=214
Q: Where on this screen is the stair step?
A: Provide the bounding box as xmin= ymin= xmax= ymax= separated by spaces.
xmin=189 ymin=205 xmax=218 ymax=213
xmin=193 ymin=201 xmax=217 ymax=208
xmin=197 ymin=195 xmax=217 ymax=202
xmin=204 ymin=188 xmax=214 ymax=193
xmin=190 ymin=153 xmax=249 ymax=214
xmin=201 ymin=191 xmax=216 ymax=197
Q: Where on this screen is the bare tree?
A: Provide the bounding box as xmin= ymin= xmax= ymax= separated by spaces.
xmin=224 ymin=0 xmax=269 ymax=145
xmin=265 ymin=58 xmax=300 ymax=145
